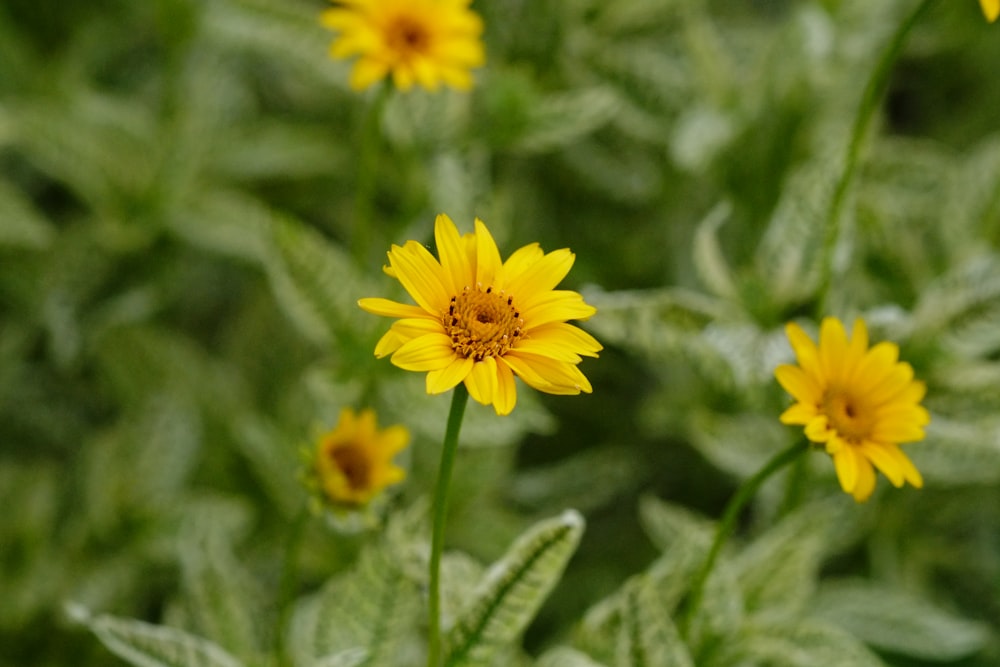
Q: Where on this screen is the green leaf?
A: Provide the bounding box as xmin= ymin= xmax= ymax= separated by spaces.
xmin=444 ymin=510 xmax=585 ymax=667
xmin=812 ymin=580 xmax=990 ymax=661
xmin=907 ymin=417 xmax=1000 ymax=486
xmin=69 ymin=606 xmax=245 ymax=667
xmin=733 ymin=501 xmax=832 ymax=616
xmin=289 ymin=535 xmax=419 ymax=667
xmin=511 ymin=88 xmax=621 ymax=154
xmin=508 ymin=446 xmax=642 ymax=514
xmin=692 ymin=202 xmax=736 ymax=299
xmin=265 ymin=214 xmax=375 ymax=346
xmin=615 ymin=577 xmax=693 ymax=667
xmin=912 ymin=254 xmax=1000 ymax=336
xmin=535 ymin=647 xmax=608 ymax=667
xmin=710 ymin=618 xmax=885 ymax=667
xmin=0 ymin=179 xmax=55 ymax=249
xmin=179 ymin=534 xmax=264 ymax=662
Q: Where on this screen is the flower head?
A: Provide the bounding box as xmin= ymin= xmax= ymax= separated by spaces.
xmin=775 ymin=317 xmax=929 ymax=502
xmin=359 ymin=214 xmax=601 ymax=416
xmin=982 ymin=0 xmax=999 ymax=22
xmin=321 ymin=0 xmax=485 ymax=92
xmin=311 ymin=407 xmax=410 ymax=507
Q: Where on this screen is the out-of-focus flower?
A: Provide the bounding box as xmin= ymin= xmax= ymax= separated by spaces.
xmin=359 ymin=214 xmax=601 ymax=416
xmin=981 ymin=0 xmax=999 ymax=22
xmin=775 ymin=317 xmax=928 ymax=502
xmin=312 ymin=407 xmax=410 ymax=507
xmin=321 ymin=0 xmax=485 ymax=91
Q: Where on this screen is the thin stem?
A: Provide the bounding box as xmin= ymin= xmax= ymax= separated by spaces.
xmin=815 ymin=0 xmax=937 ymax=316
xmin=680 ymin=440 xmax=809 ymax=638
xmin=352 ymin=81 xmax=392 ymax=266
xmin=426 ymin=384 xmax=470 ymax=667
xmin=275 ymin=504 xmax=310 ymax=667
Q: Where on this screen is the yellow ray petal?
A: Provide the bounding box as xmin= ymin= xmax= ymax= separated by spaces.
xmin=390 ymin=333 xmax=456 ymax=371
xmin=785 ymin=322 xmax=823 ymax=381
xmin=779 ymin=402 xmax=818 ymax=425
xmin=494 ymin=358 xmax=518 ymax=415
xmin=358 ymin=297 xmax=430 ymax=319
xmin=426 ymin=356 xmax=474 ymax=394
xmin=775 ymin=364 xmax=822 ymax=405
xmin=520 ymin=291 xmax=597 ymax=327
xmin=434 ymin=213 xmax=473 ymax=296
xmin=473 ymin=218 xmax=504 ymax=289
xmin=526 ymin=322 xmax=603 ymax=357
xmin=819 ymin=317 xmax=849 ymax=384
xmin=388 ymin=240 xmax=451 ymax=313
xmin=464 ymin=357 xmax=498 ymax=407
xmin=982 ymin=0 xmax=999 ymax=22
xmin=503 ymin=248 xmax=576 ymax=304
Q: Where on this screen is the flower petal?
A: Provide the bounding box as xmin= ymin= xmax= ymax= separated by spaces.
xmin=434 ymin=213 xmax=473 ymax=296
xmin=504 ymin=248 xmax=576 ymax=304
xmin=525 ymin=322 xmax=602 ymax=357
xmin=388 ymin=241 xmax=451 ymax=314
xmin=426 ymin=356 xmax=474 ymax=394
xmin=520 ymin=291 xmax=597 ymax=328
xmin=775 ymin=364 xmax=821 ymax=405
xmin=391 ymin=333 xmax=456 ymax=371
xmin=464 ymin=357 xmax=498 ymax=407
xmin=359 ymin=297 xmax=430 ymax=319
xmin=474 ymin=218 xmax=504 ymax=289
xmin=494 ymin=358 xmax=518 ymax=415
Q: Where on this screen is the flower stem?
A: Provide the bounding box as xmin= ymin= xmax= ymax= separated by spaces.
xmin=275 ymin=504 xmax=310 ymax=667
xmin=680 ymin=440 xmax=809 ymax=638
xmin=352 ymin=81 xmax=392 ymax=266
xmin=426 ymin=384 xmax=470 ymax=667
xmin=815 ymin=0 xmax=937 ymax=316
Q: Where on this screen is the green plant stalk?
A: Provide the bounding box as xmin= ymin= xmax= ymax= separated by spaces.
xmin=426 ymin=384 xmax=470 ymax=667
xmin=352 ymin=81 xmax=392 ymax=266
xmin=276 ymin=504 xmax=310 ymax=667
xmin=680 ymin=440 xmax=809 ymax=638
xmin=815 ymin=0 xmax=938 ymax=316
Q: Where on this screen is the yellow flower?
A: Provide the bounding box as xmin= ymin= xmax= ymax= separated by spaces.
xmin=359 ymin=214 xmax=601 ymax=416
xmin=982 ymin=0 xmax=999 ymax=22
xmin=775 ymin=317 xmax=929 ymax=502
xmin=321 ymin=0 xmax=485 ymax=92
xmin=314 ymin=408 xmax=410 ymax=507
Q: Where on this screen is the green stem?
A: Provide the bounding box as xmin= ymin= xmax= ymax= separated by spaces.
xmin=680 ymin=440 xmax=809 ymax=638
xmin=352 ymin=81 xmax=392 ymax=266
xmin=815 ymin=0 xmax=937 ymax=316
xmin=275 ymin=504 xmax=310 ymax=667
xmin=426 ymin=384 xmax=470 ymax=667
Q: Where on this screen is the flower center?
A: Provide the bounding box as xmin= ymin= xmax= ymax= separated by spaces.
xmin=443 ymin=285 xmax=523 ymax=361
xmin=386 ymin=15 xmax=432 ymax=56
xmin=330 ymin=444 xmax=371 ymax=492
xmin=821 ymin=389 xmax=875 ymax=442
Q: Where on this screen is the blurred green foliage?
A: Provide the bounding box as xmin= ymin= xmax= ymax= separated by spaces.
xmin=2 ymin=0 xmax=1000 ymax=665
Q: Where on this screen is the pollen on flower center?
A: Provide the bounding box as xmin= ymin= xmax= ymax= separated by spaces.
xmin=821 ymin=389 xmax=875 ymax=442
xmin=331 ymin=445 xmax=371 ymax=491
xmin=386 ymin=16 xmax=431 ymax=56
xmin=443 ymin=285 xmax=523 ymax=361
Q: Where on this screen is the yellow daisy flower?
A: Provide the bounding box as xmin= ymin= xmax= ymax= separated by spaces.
xmin=982 ymin=0 xmax=999 ymax=22
xmin=775 ymin=317 xmax=929 ymax=502
xmin=359 ymin=214 xmax=601 ymax=416
xmin=314 ymin=407 xmax=410 ymax=507
xmin=321 ymin=0 xmax=486 ymax=92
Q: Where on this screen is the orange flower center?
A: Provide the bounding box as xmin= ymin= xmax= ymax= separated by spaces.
xmin=330 ymin=444 xmax=371 ymax=492
xmin=443 ymin=285 xmax=524 ymax=361
xmin=386 ymin=15 xmax=432 ymax=57
xmin=821 ymin=388 xmax=876 ymax=442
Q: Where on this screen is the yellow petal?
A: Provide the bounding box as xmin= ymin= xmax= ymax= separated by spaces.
xmin=504 ymin=351 xmax=592 ymax=394
xmin=859 ymin=441 xmax=905 ymax=487
xmin=819 ymin=317 xmax=849 ymax=385
xmin=474 ymin=218 xmax=504 ymax=289
xmin=520 ymin=291 xmax=597 ymax=327
xmin=391 ymin=333 xmax=456 ymax=371
xmin=464 ymin=357 xmax=498 ymax=407
xmin=434 ymin=213 xmax=473 ymax=296
xmin=833 ymin=447 xmax=858 ymax=495
xmin=982 ymin=0 xmax=999 ymax=22
xmin=350 ymin=58 xmax=390 ymax=91
xmin=388 ymin=241 xmax=451 ymax=313
xmin=775 ymin=364 xmax=822 ymax=405
xmin=525 ymin=322 xmax=602 ymax=357
xmin=785 ymin=322 xmax=823 ymax=381
xmin=805 ymin=414 xmax=833 ymax=443
xmin=779 ymin=402 xmax=818 ymax=425
xmin=358 ymin=297 xmax=429 ymax=319
xmin=494 ymin=358 xmax=518 ymax=415
xmin=426 ymin=356 xmax=474 ymax=394
xmin=503 ymin=247 xmax=576 ymax=304
xmin=852 ymin=456 xmax=877 ymax=502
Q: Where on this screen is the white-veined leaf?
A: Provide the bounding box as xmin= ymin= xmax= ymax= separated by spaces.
xmin=69 ymin=605 xmax=245 ymax=667
xmin=615 ymin=577 xmax=693 ymax=667
xmin=812 ymin=580 xmax=989 ymax=661
xmin=444 ymin=510 xmax=585 ymax=667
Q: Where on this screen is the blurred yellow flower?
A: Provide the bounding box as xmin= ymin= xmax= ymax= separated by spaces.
xmin=321 ymin=0 xmax=485 ymax=91
xmin=982 ymin=0 xmax=999 ymax=22
xmin=314 ymin=408 xmax=410 ymax=507
xmin=775 ymin=318 xmax=928 ymax=502
xmin=359 ymin=214 xmax=601 ymax=416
